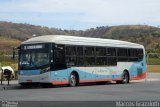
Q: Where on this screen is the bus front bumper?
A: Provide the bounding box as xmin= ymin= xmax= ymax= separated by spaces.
xmin=18 ymin=72 xmax=51 ymax=84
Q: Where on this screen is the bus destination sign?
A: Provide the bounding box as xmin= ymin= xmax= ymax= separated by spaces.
xmin=23 ymin=45 xmax=44 ymax=50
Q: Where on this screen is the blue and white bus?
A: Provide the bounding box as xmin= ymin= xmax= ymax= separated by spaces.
xmin=18 ymin=35 xmax=147 ymax=87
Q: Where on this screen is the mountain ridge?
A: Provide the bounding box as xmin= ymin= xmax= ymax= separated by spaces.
xmin=0 ymin=21 xmax=160 ymax=54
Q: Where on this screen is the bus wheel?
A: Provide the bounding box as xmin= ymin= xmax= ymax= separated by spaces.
xmin=117 ymin=71 xmax=129 ymax=84
xmin=69 ymin=73 xmax=77 ymax=87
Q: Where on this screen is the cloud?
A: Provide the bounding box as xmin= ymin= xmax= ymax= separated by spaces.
xmin=0 ymin=0 xmax=160 ymax=29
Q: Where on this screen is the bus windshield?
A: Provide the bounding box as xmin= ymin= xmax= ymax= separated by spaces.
xmin=20 ymin=51 xmax=50 ymax=70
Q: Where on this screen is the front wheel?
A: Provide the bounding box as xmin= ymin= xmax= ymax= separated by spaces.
xmin=69 ymin=73 xmax=77 ymax=87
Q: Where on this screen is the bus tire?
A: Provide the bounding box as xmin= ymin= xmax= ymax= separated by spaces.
xmin=69 ymin=72 xmax=78 ymax=87
xmin=116 ymin=71 xmax=129 ymax=84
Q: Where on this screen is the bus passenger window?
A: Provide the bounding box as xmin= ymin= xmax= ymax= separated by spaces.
xmin=138 ymin=49 xmax=143 ymax=60
xmin=65 ymin=46 xmax=76 ymax=56
xmin=84 ymin=47 xmax=95 ymax=56
xmin=107 ymin=48 xmax=116 ymax=56
xmin=77 ymin=47 xmax=83 ymax=56
xmin=66 ymin=57 xmax=76 ymax=66
xmin=106 ymin=48 xmax=117 ymax=66
xmin=108 ymin=57 xmax=117 ymax=65
xmin=96 ymin=47 xmax=106 ymax=56
xmin=96 ymin=57 xmax=107 ymax=65
xmin=96 ymin=47 xmax=107 ymax=66
xmin=54 ymin=45 xmax=66 ymax=70
xmin=77 ymin=57 xmax=84 ymax=66
xmin=117 ymin=48 xmax=128 ymax=61
xmin=77 ymin=46 xmax=84 ymax=66
xmin=84 ymin=47 xmax=95 ymax=66
xmin=128 ymin=49 xmax=138 ymax=61
xmin=85 ymin=57 xmax=95 ymax=66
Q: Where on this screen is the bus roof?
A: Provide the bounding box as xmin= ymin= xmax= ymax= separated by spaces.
xmin=22 ymin=35 xmax=144 ymax=48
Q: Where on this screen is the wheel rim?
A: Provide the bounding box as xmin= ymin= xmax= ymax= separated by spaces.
xmin=70 ymin=74 xmax=76 ymax=86
xmin=123 ymin=72 xmax=128 ymax=83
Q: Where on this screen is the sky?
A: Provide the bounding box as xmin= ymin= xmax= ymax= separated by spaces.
xmin=0 ymin=0 xmax=160 ymax=30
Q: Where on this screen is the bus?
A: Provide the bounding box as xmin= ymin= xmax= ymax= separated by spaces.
xmin=17 ymin=35 xmax=147 ymax=87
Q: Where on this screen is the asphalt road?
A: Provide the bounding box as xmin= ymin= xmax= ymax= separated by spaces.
xmin=0 ymin=81 xmax=160 ymax=101
xmin=0 ymin=73 xmax=159 ymax=101
xmin=0 ymin=73 xmax=160 ymax=107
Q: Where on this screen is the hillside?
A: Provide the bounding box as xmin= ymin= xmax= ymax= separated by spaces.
xmin=64 ymin=25 xmax=160 ymax=51
xmin=0 ymin=21 xmax=67 ymax=40
xmin=0 ymin=21 xmax=160 ymax=54
xmin=108 ymin=25 xmax=160 ymax=51
xmin=0 ymin=36 xmax=21 ymax=54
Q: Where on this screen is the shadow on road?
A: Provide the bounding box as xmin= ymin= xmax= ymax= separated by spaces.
xmin=0 ymin=81 xmax=139 ymax=90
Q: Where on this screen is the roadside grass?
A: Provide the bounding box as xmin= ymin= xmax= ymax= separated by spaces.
xmin=0 ymin=56 xmax=18 ymax=75
xmin=147 ymin=65 xmax=160 ymax=73
xmin=0 ymin=56 xmax=17 ymax=66
xmin=0 ymin=36 xmax=21 ymax=55
xmin=147 ymin=57 xmax=160 ymax=73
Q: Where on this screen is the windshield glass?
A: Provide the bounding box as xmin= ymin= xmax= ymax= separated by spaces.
xmin=20 ymin=51 xmax=50 ymax=70
xmin=20 ymin=44 xmax=50 ymax=70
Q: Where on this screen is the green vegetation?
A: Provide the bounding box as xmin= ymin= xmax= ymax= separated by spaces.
xmin=0 ymin=55 xmax=17 ymax=67
xmin=147 ymin=58 xmax=160 ymax=65
xmin=0 ymin=36 xmax=19 ymax=69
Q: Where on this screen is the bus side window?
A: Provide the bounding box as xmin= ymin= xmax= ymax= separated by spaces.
xmin=96 ymin=47 xmax=107 ymax=65
xmin=117 ymin=48 xmax=128 ymax=61
xmin=128 ymin=49 xmax=138 ymax=61
xmin=66 ymin=46 xmax=76 ymax=56
xmin=54 ymin=45 xmax=67 ymax=70
xmin=107 ymin=48 xmax=117 ymax=66
xmin=77 ymin=47 xmax=83 ymax=56
xmin=65 ymin=46 xmax=76 ymax=67
xmin=138 ymin=49 xmax=143 ymax=61
xmin=84 ymin=47 xmax=95 ymax=66
xmin=77 ymin=47 xmax=84 ymax=66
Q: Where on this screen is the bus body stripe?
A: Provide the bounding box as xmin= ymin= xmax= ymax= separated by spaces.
xmin=130 ymin=72 xmax=146 ymax=80
xmin=52 ymin=81 xmax=69 ymax=85
xmin=51 ymin=72 xmax=146 ymax=85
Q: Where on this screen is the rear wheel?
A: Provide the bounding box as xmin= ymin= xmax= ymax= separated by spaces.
xmin=116 ymin=71 xmax=129 ymax=84
xmin=69 ymin=73 xmax=77 ymax=87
